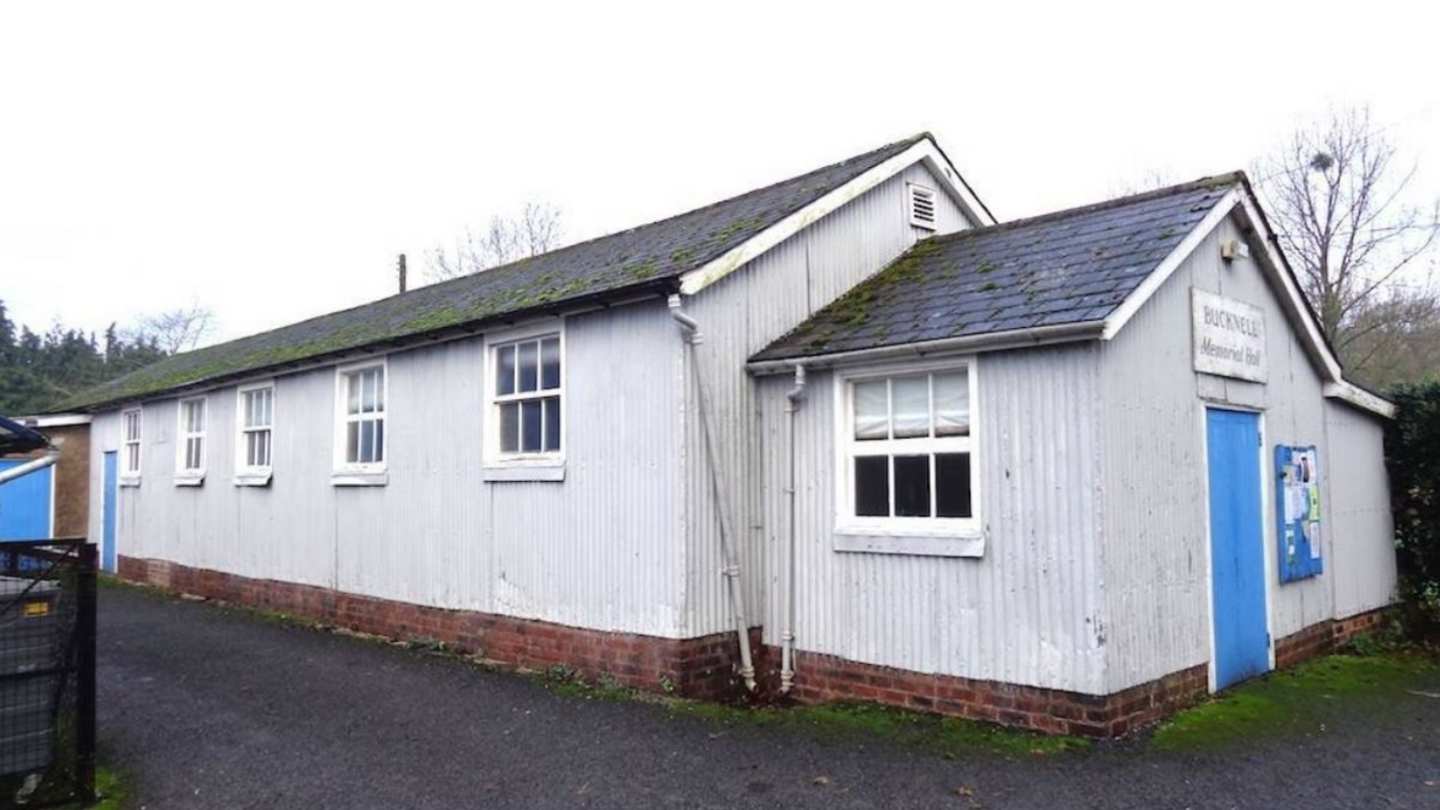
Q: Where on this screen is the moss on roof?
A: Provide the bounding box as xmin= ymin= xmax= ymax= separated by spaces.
xmin=754 ymin=174 xmax=1245 ymax=362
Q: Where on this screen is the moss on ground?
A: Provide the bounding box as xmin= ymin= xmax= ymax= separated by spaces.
xmin=670 ymin=700 xmax=1088 ymax=758
xmin=1151 ymin=651 xmax=1440 ymax=751
xmin=90 ymin=767 xmax=128 ymax=810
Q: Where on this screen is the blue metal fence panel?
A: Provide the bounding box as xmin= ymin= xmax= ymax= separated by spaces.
xmin=0 ymin=459 xmax=53 ymax=541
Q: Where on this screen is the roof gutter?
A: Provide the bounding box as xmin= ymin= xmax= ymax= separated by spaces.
xmin=747 ymin=320 xmax=1106 ymax=375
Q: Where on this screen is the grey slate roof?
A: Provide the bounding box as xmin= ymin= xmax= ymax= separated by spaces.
xmin=752 ymin=174 xmax=1242 ymax=363
xmin=58 ymin=134 xmax=934 ymax=412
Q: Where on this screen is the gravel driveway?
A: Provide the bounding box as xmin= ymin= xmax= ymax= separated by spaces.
xmin=98 ymin=584 xmax=1440 ymax=810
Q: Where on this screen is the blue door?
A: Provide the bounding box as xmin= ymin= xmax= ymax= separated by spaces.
xmin=0 ymin=459 xmax=53 ymax=540
xmin=103 ymin=451 xmax=118 ymax=573
xmin=1206 ymin=408 xmax=1270 ymax=689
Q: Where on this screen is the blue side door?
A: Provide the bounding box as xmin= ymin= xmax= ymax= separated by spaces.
xmin=1206 ymin=408 xmax=1270 ymax=689
xmin=0 ymin=458 xmax=54 ymax=540
xmin=103 ymin=451 xmax=118 ymax=573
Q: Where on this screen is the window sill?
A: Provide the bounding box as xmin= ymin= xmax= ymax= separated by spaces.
xmin=483 ymin=461 xmax=566 ymax=482
xmin=234 ymin=471 xmax=273 ymax=487
xmin=118 ymin=476 xmax=141 ymax=488
xmin=331 ymin=471 xmax=388 ymax=487
xmin=833 ymin=528 xmax=985 ymax=558
xmin=174 ymin=474 xmax=205 ymax=488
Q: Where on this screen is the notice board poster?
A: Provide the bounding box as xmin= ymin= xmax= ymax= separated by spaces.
xmin=1275 ymin=445 xmax=1323 ymax=582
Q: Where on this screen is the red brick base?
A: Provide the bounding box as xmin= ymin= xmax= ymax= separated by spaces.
xmin=117 ymin=556 xmax=753 ymax=701
xmin=1274 ymin=606 xmax=1396 ymax=669
xmin=119 ymin=555 xmax=1397 ymax=738
xmin=767 ymin=648 xmax=1208 ymax=738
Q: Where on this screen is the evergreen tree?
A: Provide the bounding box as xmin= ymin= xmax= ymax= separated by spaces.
xmin=0 ymin=298 xmax=176 ymax=414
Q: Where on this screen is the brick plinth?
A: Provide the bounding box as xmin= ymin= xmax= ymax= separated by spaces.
xmin=1275 ymin=606 xmax=1396 ymax=669
xmin=120 ymin=556 xmax=1397 ymax=738
xmin=764 ymin=647 xmax=1208 ymax=738
xmin=118 ymin=556 xmax=752 ymax=701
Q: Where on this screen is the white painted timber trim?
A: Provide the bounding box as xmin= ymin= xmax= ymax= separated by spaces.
xmin=1323 ymin=381 xmax=1395 ymax=419
xmin=1231 ymin=195 xmax=1346 ymax=384
xmin=330 ymin=471 xmax=388 ymax=487
xmin=1100 ymin=186 xmax=1391 ymax=419
xmin=1102 ymin=189 xmax=1241 ymax=341
xmin=233 ymin=471 xmax=273 ymax=487
xmin=14 ymin=414 xmax=92 ymax=428
xmin=833 ymin=531 xmax=985 ymax=558
xmin=747 ymin=321 xmax=1104 ymax=376
xmin=482 ymin=463 xmax=566 ymax=482
xmin=680 ymin=138 xmax=993 ymax=295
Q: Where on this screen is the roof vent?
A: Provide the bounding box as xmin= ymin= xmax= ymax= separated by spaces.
xmin=908 ymin=183 xmax=938 ymax=230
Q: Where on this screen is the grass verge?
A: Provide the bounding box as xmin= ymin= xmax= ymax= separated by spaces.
xmin=669 ymin=699 xmax=1089 ymax=758
xmin=1152 ymin=651 xmax=1440 ymax=751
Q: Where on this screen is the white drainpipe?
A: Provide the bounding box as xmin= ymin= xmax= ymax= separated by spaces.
xmin=0 ymin=450 xmax=59 ymax=486
xmin=783 ymin=363 xmax=806 ymax=691
xmin=779 ymin=364 xmax=806 ymax=693
xmin=668 ymin=294 xmax=757 ymax=691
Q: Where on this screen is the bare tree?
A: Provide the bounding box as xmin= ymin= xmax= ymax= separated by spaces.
xmin=1109 ymin=168 xmax=1178 ymax=198
xmin=1340 ymin=277 xmax=1440 ymax=389
xmin=426 ymin=202 xmax=564 ymax=282
xmin=1256 ymin=107 xmax=1440 ymax=380
xmin=131 ymin=304 xmax=215 ymax=354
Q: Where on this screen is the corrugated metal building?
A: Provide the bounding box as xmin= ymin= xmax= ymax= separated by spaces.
xmin=59 ymin=134 xmax=1396 ymax=735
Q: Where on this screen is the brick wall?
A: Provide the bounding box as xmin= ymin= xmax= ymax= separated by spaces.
xmin=49 ymin=424 xmax=90 ymax=538
xmin=118 ymin=556 xmax=752 ymax=701
xmin=120 ymin=556 xmax=1397 ymax=738
xmin=1275 ymin=606 xmax=1396 ymax=669
xmin=768 ymin=648 xmax=1208 ymax=738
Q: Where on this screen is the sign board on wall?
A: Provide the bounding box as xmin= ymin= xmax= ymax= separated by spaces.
xmin=1275 ymin=444 xmax=1323 ymax=582
xmin=1192 ymin=288 xmax=1267 ymax=382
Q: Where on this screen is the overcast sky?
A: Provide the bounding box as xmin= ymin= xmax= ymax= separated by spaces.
xmin=2 ymin=1 xmax=1436 ymax=346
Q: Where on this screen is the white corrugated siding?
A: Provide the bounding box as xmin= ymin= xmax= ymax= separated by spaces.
xmin=93 ymin=302 xmax=686 ymax=638
xmin=1324 ymin=401 xmax=1397 ymax=617
xmin=682 ymin=163 xmax=972 ymax=639
xmin=1097 ymin=216 xmax=1397 ymax=692
xmin=757 ymin=346 xmax=1106 ymax=694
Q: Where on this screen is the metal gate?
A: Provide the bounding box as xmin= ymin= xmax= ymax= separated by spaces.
xmin=0 ymin=538 xmax=96 ymax=807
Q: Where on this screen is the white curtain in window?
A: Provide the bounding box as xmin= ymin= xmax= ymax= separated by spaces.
xmin=891 ymin=376 xmax=929 ymax=438
xmin=853 ymin=380 xmax=888 ymax=440
xmin=933 ymin=371 xmax=969 ymax=437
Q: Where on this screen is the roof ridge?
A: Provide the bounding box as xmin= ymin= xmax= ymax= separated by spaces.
xmin=117 ymin=135 xmax=935 ymax=368
xmin=416 ymin=132 xmax=934 ymax=294
xmin=56 ymin=132 xmax=943 ymax=411
xmin=174 ymin=134 xmax=936 ymax=359
xmin=922 ymin=170 xmax=1246 ymax=249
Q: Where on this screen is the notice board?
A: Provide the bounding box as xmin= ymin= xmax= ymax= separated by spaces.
xmin=1275 ymin=445 xmax=1323 ymax=582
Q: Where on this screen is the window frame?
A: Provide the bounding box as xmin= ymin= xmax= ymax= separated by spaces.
xmin=174 ymin=396 xmax=208 ymax=486
xmin=120 ymin=407 xmax=142 ymax=484
xmin=332 ymin=358 xmax=389 ymax=485
xmin=482 ymin=321 xmax=566 ymax=481
xmin=832 ymin=357 xmax=983 ymax=556
xmin=235 ymin=381 xmax=275 ymax=486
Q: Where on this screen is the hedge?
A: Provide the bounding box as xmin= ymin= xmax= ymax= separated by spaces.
xmin=1384 ymin=380 xmax=1440 ymax=631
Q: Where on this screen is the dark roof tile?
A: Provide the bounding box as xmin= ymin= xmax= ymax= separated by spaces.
xmin=752 ymin=174 xmax=1240 ymax=362
xmin=60 ymin=134 xmax=934 ymax=411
